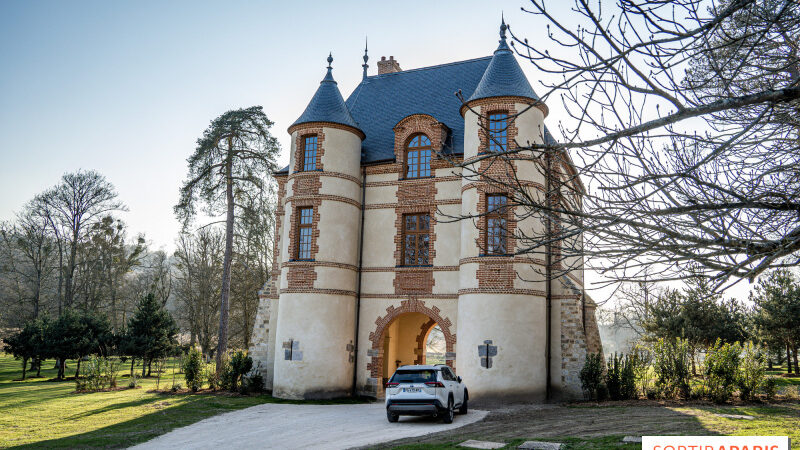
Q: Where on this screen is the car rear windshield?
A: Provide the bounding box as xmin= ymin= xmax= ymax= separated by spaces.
xmin=390 ymin=369 xmax=437 ymax=383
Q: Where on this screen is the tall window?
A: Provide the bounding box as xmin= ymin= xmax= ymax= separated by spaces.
xmin=486 ymin=195 xmax=507 ymax=255
xmin=402 ymin=213 xmax=430 ymax=265
xmin=488 ymin=113 xmax=508 ymax=152
xmin=296 ymin=207 xmax=313 ymax=259
xmin=405 ymin=134 xmax=431 ymax=178
xmin=302 ymin=136 xmax=318 ymax=171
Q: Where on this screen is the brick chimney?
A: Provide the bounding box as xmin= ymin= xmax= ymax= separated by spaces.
xmin=377 ymin=56 xmax=402 ymax=74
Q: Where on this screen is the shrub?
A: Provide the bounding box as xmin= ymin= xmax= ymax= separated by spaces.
xmin=631 ymin=346 xmax=653 ymax=398
xmin=128 ymin=373 xmax=139 ymax=389
xmin=183 ymin=347 xmax=204 ymax=392
xmin=784 ymin=385 xmax=799 ymax=400
xmin=580 ymin=353 xmax=604 ymax=400
xmin=606 ymin=353 xmax=638 ymax=401
xmin=652 ymin=337 xmax=691 ymax=399
xmin=762 ymin=377 xmax=777 ymax=401
xmin=247 ymin=373 xmax=265 ymax=394
xmin=204 ymin=363 xmax=219 ymax=390
xmin=76 ymin=356 xmax=119 ymax=391
xmin=737 ymin=342 xmax=765 ymax=402
xmin=220 ymin=350 xmax=253 ymax=392
xmin=703 ymin=339 xmax=741 ymax=403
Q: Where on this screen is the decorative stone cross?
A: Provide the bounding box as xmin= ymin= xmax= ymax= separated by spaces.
xmin=478 ymin=340 xmax=497 ymax=369
xmin=283 ymin=339 xmax=302 ymax=361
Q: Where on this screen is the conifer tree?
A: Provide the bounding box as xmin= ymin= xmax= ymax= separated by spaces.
xmin=175 ymin=106 xmax=279 ymax=371
xmin=126 ymin=293 xmax=178 ymax=377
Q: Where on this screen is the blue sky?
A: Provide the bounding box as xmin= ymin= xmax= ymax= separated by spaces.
xmin=0 ymin=1 xmax=756 ymax=302
xmin=1 ymin=0 xmax=559 ymax=249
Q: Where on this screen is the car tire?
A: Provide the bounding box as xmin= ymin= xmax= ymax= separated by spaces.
xmin=387 ymin=409 xmax=399 ymax=423
xmin=442 ymin=397 xmax=454 ymax=424
xmin=458 ymin=391 xmax=468 ymax=414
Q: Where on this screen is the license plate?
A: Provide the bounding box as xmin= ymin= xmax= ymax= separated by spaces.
xmin=403 ymin=388 xmax=421 ymax=393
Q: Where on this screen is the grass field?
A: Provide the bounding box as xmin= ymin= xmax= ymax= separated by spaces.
xmin=0 ymin=353 xmax=361 ymax=448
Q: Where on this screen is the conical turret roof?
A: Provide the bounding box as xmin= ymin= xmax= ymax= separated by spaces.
xmin=467 ymin=20 xmax=540 ymax=103
xmin=291 ymin=54 xmax=362 ymax=134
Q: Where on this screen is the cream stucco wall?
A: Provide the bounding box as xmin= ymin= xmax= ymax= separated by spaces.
xmin=455 ymin=293 xmax=548 ymax=400
xmin=253 ymin=96 xmax=597 ymax=402
xmin=272 ymin=293 xmax=356 ymax=399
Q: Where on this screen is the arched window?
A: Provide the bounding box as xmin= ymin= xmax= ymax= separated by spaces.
xmin=405 ymin=134 xmax=431 ymax=178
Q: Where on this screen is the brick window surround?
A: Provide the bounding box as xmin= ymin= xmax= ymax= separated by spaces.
xmin=301 ymin=135 xmax=318 ymax=171
xmin=401 ymin=213 xmax=431 ymax=265
xmin=296 ymin=206 xmax=314 ymax=260
xmin=293 ymin=129 xmax=324 ymax=173
xmin=486 ymin=194 xmax=508 ymax=255
xmin=487 ymin=112 xmax=508 ymax=152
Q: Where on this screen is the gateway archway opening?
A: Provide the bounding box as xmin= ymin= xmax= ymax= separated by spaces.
xmin=379 ymin=312 xmax=442 ymax=380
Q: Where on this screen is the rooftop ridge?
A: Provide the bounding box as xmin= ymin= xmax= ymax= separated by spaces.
xmin=364 ymin=55 xmax=493 ymax=79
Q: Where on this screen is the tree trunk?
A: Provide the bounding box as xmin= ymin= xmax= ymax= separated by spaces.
xmin=216 ymin=143 xmax=235 ymax=373
xmin=130 ymin=357 xmax=135 ymax=377
xmin=142 ymin=357 xmax=147 ymax=378
xmin=64 ymin=231 xmax=78 ymax=308
xmin=794 ymin=346 xmax=799 ymax=374
xmin=75 ymin=358 xmax=81 ymax=378
xmin=35 ymin=357 xmax=41 ymax=377
xmin=768 ymin=357 xmax=774 ymax=370
xmin=147 ymin=359 xmax=153 ymax=377
xmin=787 ymin=344 xmax=793 ymax=374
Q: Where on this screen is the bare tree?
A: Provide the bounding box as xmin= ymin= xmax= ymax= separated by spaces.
xmin=0 ymin=204 xmax=58 ymax=323
xmin=173 ymin=228 xmax=225 ymax=357
xmin=455 ymin=0 xmax=800 ymax=292
xmin=34 ymin=170 xmax=124 ymax=309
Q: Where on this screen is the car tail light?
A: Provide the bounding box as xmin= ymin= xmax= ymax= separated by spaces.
xmin=385 ymin=382 xmax=399 ymax=388
xmin=425 ymin=381 xmax=445 ymax=387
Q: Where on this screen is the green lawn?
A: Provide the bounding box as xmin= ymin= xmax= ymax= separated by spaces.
xmin=0 ymin=353 xmax=362 ymax=448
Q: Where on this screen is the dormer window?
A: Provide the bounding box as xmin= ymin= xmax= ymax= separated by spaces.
xmin=488 ymin=113 xmax=508 ymax=152
xmin=405 ymin=134 xmax=431 ymax=179
xmin=302 ymin=135 xmax=318 ymax=171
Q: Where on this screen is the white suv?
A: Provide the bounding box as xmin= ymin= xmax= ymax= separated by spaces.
xmin=384 ymin=364 xmax=468 ymax=423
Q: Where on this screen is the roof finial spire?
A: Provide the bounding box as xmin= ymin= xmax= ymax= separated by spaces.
xmin=362 ymin=38 xmax=369 ymax=80
xmin=496 ymin=15 xmax=511 ymax=53
xmin=323 ymin=52 xmax=335 ymax=82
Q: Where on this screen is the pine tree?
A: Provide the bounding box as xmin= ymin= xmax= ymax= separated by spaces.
xmin=126 ymin=293 xmax=178 ymax=377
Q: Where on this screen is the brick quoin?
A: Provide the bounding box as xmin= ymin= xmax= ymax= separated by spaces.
xmin=286 ymin=126 xmax=325 ymax=289
xmin=415 ymin=318 xmax=437 ymax=364
xmin=391 ymin=114 xmax=453 ymax=295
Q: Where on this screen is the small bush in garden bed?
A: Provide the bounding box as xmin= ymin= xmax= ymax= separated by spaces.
xmin=738 ymin=342 xmax=766 ymax=402
xmin=580 ymin=352 xmax=604 ymax=401
xmin=183 ymin=347 xmax=203 ymax=392
xmin=652 ymin=337 xmax=691 ymax=399
xmin=762 ymin=377 xmax=778 ymax=400
xmin=704 ymin=339 xmax=741 ymax=403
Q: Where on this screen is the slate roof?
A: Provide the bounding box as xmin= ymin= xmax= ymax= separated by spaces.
xmin=467 ymin=20 xmax=540 ymax=103
xmin=290 ymin=56 xmax=361 ymax=132
xmin=278 ymin=26 xmax=551 ymax=174
xmin=346 ymin=56 xmax=493 ymax=164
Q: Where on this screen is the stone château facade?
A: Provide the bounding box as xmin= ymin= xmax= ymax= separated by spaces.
xmin=250 ymin=21 xmax=602 ymax=401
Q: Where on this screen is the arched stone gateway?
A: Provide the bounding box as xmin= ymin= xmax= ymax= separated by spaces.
xmin=367 ymin=299 xmax=456 ymax=394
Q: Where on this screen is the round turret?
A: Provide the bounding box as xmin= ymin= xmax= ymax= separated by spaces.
xmin=272 ymin=55 xmax=364 ymax=399
xmin=456 ymin=20 xmax=557 ymax=400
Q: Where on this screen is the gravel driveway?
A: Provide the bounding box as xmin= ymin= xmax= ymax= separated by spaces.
xmin=131 ymin=402 xmax=487 ymax=449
